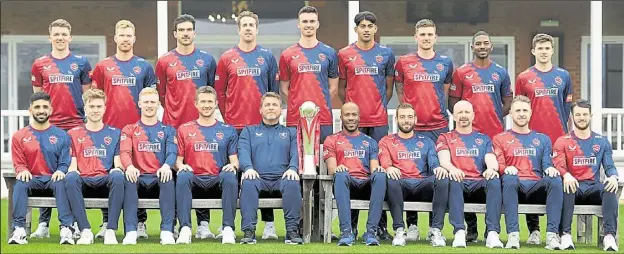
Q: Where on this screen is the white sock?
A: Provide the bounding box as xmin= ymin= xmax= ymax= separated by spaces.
xmin=266 ymin=222 xmax=274 ymax=227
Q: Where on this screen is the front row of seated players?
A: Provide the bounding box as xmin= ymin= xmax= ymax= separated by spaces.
xmin=9 ymin=89 xmax=619 ymax=251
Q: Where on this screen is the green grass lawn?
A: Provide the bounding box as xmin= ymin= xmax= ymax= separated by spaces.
xmin=0 ymin=200 xmax=621 ymax=253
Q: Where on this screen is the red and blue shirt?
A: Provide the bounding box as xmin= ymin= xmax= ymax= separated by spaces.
xmin=68 ymin=125 xmax=121 ymax=177
xmin=436 ymin=130 xmax=494 ymax=179
xmin=120 ymin=121 xmax=177 ymax=174
xmin=378 ymin=134 xmax=439 ymax=179
xmin=177 ymin=120 xmax=238 ymax=176
xmin=493 ymin=130 xmax=553 ymax=180
xmin=323 ymin=131 xmax=378 ymax=179
xmin=553 ymin=131 xmax=618 ymax=182
xmin=12 ymin=125 xmax=71 ymax=175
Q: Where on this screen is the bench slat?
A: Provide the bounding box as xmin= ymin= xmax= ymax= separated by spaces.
xmin=28 ymin=198 xmax=284 ymax=209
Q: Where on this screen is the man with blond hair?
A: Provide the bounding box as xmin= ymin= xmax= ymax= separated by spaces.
xmin=30 ymin=18 xmax=93 ymax=239
xmin=65 ymin=88 xmax=124 ymax=245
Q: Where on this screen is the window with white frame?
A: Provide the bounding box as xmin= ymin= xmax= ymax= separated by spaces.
xmin=194 ymin=35 xmax=300 ymax=64
xmin=581 ymin=36 xmax=624 ymax=109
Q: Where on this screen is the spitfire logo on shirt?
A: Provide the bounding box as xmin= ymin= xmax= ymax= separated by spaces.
xmin=413 ymin=72 xmax=440 ymax=82
xmin=573 ymin=156 xmax=597 ymax=166
xmin=471 ymin=84 xmax=495 ymax=93
xmin=112 ymin=75 xmax=137 ymax=86
xmin=298 ymin=63 xmax=321 ymax=73
xmin=194 ymin=141 xmax=218 ymax=152
xmin=355 ymin=66 xmax=379 ymax=76
xmin=83 ymin=147 xmax=107 ymax=158
xmin=513 ymin=147 xmax=536 ymax=156
xmin=138 ymin=141 xmax=161 ymax=152
xmin=398 ymin=150 xmax=421 ymax=160
xmin=176 ymin=70 xmax=201 ymax=80
xmin=455 ymin=148 xmax=479 ymax=157
xmin=343 ymin=149 xmax=366 ymax=158
xmin=48 ymin=74 xmax=74 ymax=84
xmin=236 ymin=67 xmax=261 ymax=77
xmin=534 ymin=88 xmax=558 ymax=97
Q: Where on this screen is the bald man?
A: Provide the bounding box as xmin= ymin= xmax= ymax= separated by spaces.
xmin=437 ymin=100 xmax=503 ymax=248
xmin=323 ymin=103 xmax=386 ymax=246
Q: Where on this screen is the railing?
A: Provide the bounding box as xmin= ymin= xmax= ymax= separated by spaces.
xmin=603 ymin=109 xmax=624 ymax=157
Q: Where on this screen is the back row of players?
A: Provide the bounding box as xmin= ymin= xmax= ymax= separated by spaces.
xmin=11 ymin=6 xmax=618 ymax=250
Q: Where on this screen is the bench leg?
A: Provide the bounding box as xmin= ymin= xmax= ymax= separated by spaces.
xmin=585 ymin=215 xmax=593 ymax=245
xmin=315 ymin=181 xmax=325 ymax=242
xmin=6 ymin=178 xmax=15 ymax=240
xmin=25 ymin=208 xmax=32 ymax=236
xmin=597 ymin=217 xmax=604 ymax=248
xmin=302 ymin=179 xmax=314 ymax=243
xmin=576 ymin=214 xmax=585 ymax=243
xmin=322 ymin=181 xmax=333 ymax=243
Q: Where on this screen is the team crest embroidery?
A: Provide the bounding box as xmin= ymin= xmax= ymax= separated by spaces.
xmin=375 ymin=55 xmax=383 ymax=63
xmin=492 ymin=73 xmax=500 ymax=81
xmin=436 ymin=63 xmax=444 ymax=72
xmin=196 ymin=59 xmax=204 ymax=67
xmin=216 ymin=132 xmax=224 ymax=140
xmin=417 ymin=141 xmax=424 ymax=148
xmin=279 ymin=132 xmax=287 ymax=139
xmin=318 ymin=53 xmax=326 ymax=61
xmin=104 ymin=136 xmax=112 ymax=145
xmin=157 ymin=131 xmax=164 ymax=139
xmin=362 ymin=140 xmax=369 ymax=147
xmin=70 ymin=63 xmax=78 ymax=72
xmin=532 ymin=138 xmax=540 ymax=146
xmin=593 ymin=144 xmax=600 ymax=153
xmin=555 ymin=76 xmax=563 ymax=86
xmin=257 ymin=56 xmax=265 ymax=65
xmin=475 ymin=138 xmax=483 ymax=145
xmin=49 ymin=135 xmax=58 ymax=145
xmin=133 ymin=66 xmax=141 ymax=74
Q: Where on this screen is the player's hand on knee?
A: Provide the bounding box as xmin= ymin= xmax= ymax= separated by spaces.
xmin=282 ymin=169 xmax=300 ymax=181
xmin=222 ymin=164 xmax=238 ymax=173
xmin=483 ymin=168 xmax=499 ymax=180
xmin=179 ymin=164 xmax=193 ymax=172
xmin=51 ymin=170 xmax=66 ymax=182
xmin=157 ymin=164 xmax=173 ymax=183
xmin=447 ymin=168 xmax=463 ymax=181
xmin=242 ymin=169 xmax=259 ymax=180
xmin=335 ymin=164 xmax=348 ymax=173
xmin=17 ymin=171 xmax=33 ymax=182
xmin=562 ymin=173 xmax=579 ymax=194
xmin=125 ymin=165 xmax=140 ymax=183
xmin=545 ymin=167 xmax=560 ymax=178
xmin=604 ymin=176 xmax=618 ymax=193
xmin=386 ymin=167 xmax=401 ymax=180
xmin=504 ymin=166 xmax=518 ymax=175
xmin=434 ymin=167 xmax=449 ymax=180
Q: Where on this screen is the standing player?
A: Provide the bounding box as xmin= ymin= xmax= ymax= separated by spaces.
xmin=493 ymin=96 xmax=563 ymax=250
xmin=438 ymin=101 xmax=504 ymax=248
xmin=215 ymin=10 xmax=279 ymax=238
xmin=30 ymin=19 xmax=92 ymax=238
xmin=515 ymin=33 xmax=572 ymax=244
xmin=8 ymin=92 xmax=74 ymax=245
xmin=448 ymin=31 xmax=512 ymax=242
xmin=65 ymin=89 xmax=124 ymax=245
xmin=155 ymin=14 xmax=217 ymax=238
xmin=120 ymin=87 xmax=177 ymax=245
xmin=553 ymin=99 xmax=619 ymax=251
xmin=378 ymin=103 xmax=449 ymax=247
xmin=279 ymin=6 xmax=338 ymax=142
xmin=91 ymin=19 xmax=154 ymax=238
xmin=337 ymin=11 xmax=396 ymax=239
xmin=323 ymin=102 xmax=386 ymax=246
xmin=238 ymin=92 xmax=303 ymax=245
xmin=394 ymin=18 xmax=453 ymax=240
xmin=175 ymin=86 xmax=239 ymax=244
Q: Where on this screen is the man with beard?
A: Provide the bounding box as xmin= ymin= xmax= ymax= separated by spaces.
xmin=553 ymin=99 xmax=619 ymax=251
xmin=378 ymin=103 xmax=449 ymax=247
xmin=175 ymin=86 xmax=239 ymax=245
xmin=120 ymin=87 xmax=177 ymax=245
xmin=65 ymin=89 xmax=124 ymax=245
xmin=91 ymin=19 xmax=154 ymax=239
xmin=215 ymin=11 xmax=279 ymax=238
xmin=438 ymin=101 xmax=503 ymax=248
xmin=515 ymin=34 xmax=572 ymax=243
xmin=8 ymin=92 xmax=74 ymax=245
xmin=323 ymin=102 xmax=386 ymax=246
xmin=448 ymin=31 xmax=512 ymax=243
xmin=30 ymin=19 xmax=92 ymax=238
xmin=238 ymin=92 xmax=303 ymax=245
xmin=156 ymin=14 xmax=217 ymax=239
xmin=493 ymin=96 xmax=563 ymax=250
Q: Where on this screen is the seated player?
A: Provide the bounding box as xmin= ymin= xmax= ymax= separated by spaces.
xmin=175 ymin=86 xmax=239 ymax=244
xmin=493 ymin=96 xmax=563 ymax=250
xmin=120 ymin=87 xmax=177 ymax=245
xmin=438 ymin=101 xmax=503 ymax=248
xmin=378 ymin=103 xmax=448 ymax=247
xmin=323 ymin=102 xmax=386 ymax=246
xmin=553 ymin=99 xmax=619 ymax=251
xmin=8 ymin=92 xmax=74 ymax=245
xmin=238 ymin=92 xmax=303 ymax=245
xmin=65 ymin=89 xmax=124 ymax=245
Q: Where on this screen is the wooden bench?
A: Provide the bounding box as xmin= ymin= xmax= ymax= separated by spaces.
xmin=3 ymin=172 xmax=317 ymax=243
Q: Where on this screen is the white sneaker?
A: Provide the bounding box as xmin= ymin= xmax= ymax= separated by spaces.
xmin=195 ymin=221 xmax=215 ymax=239
xmin=122 ymin=231 xmax=137 ymax=245
xmin=72 ymin=222 xmax=81 ymax=239
xmin=137 ymin=222 xmax=148 ymax=239
xmin=603 ymin=234 xmax=619 ymax=252
xmin=406 ymin=224 xmax=420 ymax=242
xmin=215 ymin=226 xmax=223 ymax=239
xmin=452 ymin=230 xmax=466 ymax=248
xmin=262 ymin=222 xmax=278 ymax=240
xmin=429 ymin=228 xmax=446 ymax=247
xmin=392 ymin=227 xmax=407 ymax=246
xmin=95 ymin=222 xmax=107 ymax=239
xmin=8 ymin=227 xmax=28 ymax=244
xmin=60 ymin=227 xmax=75 ymax=245
xmin=221 ymin=226 xmax=236 ymax=244
xmin=76 ymin=229 xmax=94 ymax=245
xmin=160 ymin=231 xmax=175 ymax=245
xmin=485 ymin=231 xmax=504 ymax=248
xmin=176 ymin=226 xmax=192 ymax=244
xmin=103 ymin=229 xmax=118 ymax=245
xmin=506 ymin=232 xmax=520 ymax=249
xmin=559 ymin=233 xmax=574 ymax=250
xmin=526 ymin=230 xmax=541 ymax=245
xmin=545 ymin=232 xmax=561 ymax=250
xmin=29 ymin=222 xmax=50 ymax=238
